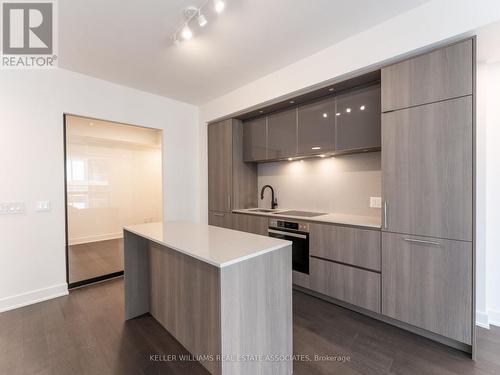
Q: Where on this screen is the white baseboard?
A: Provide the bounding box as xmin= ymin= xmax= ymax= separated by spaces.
xmin=476 ymin=310 xmax=490 ymax=329
xmin=0 ymin=283 xmax=69 ymax=313
xmin=488 ymin=309 xmax=500 ymax=327
xmin=69 ymin=232 xmax=123 ymax=246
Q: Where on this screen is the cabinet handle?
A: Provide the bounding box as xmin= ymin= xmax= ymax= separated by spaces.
xmin=213 ymin=213 xmax=225 ymax=217
xmin=384 ymin=201 xmax=388 ymax=229
xmin=228 ymin=195 xmax=231 ymax=210
xmin=404 ymin=238 xmax=440 ymax=246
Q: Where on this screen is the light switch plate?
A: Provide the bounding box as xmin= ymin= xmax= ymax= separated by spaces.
xmin=370 ymin=197 xmax=382 ymax=208
xmin=0 ymin=202 xmax=25 ymax=215
xmin=35 ymin=200 xmax=51 ymax=212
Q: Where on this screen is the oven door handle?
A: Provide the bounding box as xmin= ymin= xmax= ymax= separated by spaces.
xmin=268 ymin=228 xmax=307 ymax=239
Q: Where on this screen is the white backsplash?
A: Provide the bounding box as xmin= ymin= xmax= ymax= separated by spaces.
xmin=258 ymin=152 xmax=381 ymax=217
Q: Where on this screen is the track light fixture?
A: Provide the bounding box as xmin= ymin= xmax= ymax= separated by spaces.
xmin=171 ymin=1 xmax=226 ymax=46
xmin=181 ymin=24 xmax=193 ymax=40
xmin=214 ymin=0 xmax=225 ymax=13
xmin=197 ymin=11 xmax=208 ymax=27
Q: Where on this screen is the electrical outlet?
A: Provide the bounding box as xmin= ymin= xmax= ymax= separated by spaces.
xmin=0 ymin=202 xmax=25 ymax=215
xmin=370 ymin=197 xmax=382 ymax=209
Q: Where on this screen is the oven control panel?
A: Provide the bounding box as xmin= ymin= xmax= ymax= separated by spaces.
xmin=269 ymin=219 xmax=309 ymax=232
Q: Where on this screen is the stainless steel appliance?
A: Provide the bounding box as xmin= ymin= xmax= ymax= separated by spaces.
xmin=268 ymin=219 xmax=309 ymax=274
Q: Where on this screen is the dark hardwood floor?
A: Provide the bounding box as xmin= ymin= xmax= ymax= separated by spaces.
xmin=69 ymin=239 xmax=124 ymax=283
xmin=0 ymin=278 xmax=499 ymax=375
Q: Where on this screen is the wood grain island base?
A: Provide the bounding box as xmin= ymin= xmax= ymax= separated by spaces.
xmin=123 ymin=222 xmax=293 ymax=375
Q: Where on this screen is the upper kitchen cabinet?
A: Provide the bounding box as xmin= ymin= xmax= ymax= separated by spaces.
xmin=208 ymin=119 xmax=257 ymax=214
xmin=382 ymin=96 xmax=473 ymax=241
xmin=381 ymin=39 xmax=473 ymax=112
xmin=267 ymin=107 xmax=298 ymax=159
xmin=297 ymin=97 xmax=334 ymax=155
xmin=243 ymin=116 xmax=267 ymax=162
xmin=335 ymin=83 xmax=381 ymax=153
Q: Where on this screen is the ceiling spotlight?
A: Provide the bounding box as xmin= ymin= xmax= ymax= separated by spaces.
xmin=336 ymin=113 xmax=341 ymax=116
xmin=360 ymin=105 xmax=365 ymax=111
xmin=311 ymin=146 xmax=321 ymax=150
xmin=197 ymin=12 xmax=208 ymax=27
xmin=289 ymin=100 xmax=295 ymax=104
xmin=346 ymin=108 xmax=351 ymax=113
xmin=214 ymin=0 xmax=225 ymax=13
xmin=322 ymin=113 xmax=328 ymax=118
xmin=181 ymin=24 xmax=193 ymax=40
xmin=171 ymin=2 xmax=224 ymax=46
xmin=328 ymin=88 xmax=334 ymax=92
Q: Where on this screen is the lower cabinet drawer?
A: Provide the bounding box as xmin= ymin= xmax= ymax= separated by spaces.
xmin=208 ymin=211 xmax=233 ymax=229
xmin=310 ymin=257 xmax=381 ymax=313
xmin=310 ymin=223 xmax=381 ymax=271
xmin=232 ymin=213 xmax=268 ymax=235
xmin=381 ymin=232 xmax=472 ymax=344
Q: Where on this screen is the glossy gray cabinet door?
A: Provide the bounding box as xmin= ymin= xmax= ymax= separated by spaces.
xmin=297 ymin=97 xmax=334 ymax=155
xmin=335 ymin=84 xmax=381 ymax=152
xmin=382 ymin=232 xmax=472 ymax=344
xmin=208 ymin=120 xmax=232 ymax=212
xmin=381 ymin=39 xmax=473 ymax=112
xmin=243 ymin=116 xmax=267 ymax=162
xmin=382 ymin=96 xmax=472 ymax=241
xmin=267 ymin=107 xmax=298 ymax=159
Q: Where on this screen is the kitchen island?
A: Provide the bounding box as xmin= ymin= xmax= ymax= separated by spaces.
xmin=123 ymin=221 xmax=293 ymax=375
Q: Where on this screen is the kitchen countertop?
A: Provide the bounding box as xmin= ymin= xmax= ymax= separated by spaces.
xmin=124 ymin=221 xmax=291 ymax=268
xmin=232 ymin=208 xmax=381 ymax=229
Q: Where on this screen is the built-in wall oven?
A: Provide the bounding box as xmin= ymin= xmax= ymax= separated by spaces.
xmin=268 ymin=219 xmax=309 ymax=274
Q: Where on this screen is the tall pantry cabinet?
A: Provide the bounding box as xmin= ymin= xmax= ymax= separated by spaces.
xmin=380 ymin=39 xmax=474 ymax=348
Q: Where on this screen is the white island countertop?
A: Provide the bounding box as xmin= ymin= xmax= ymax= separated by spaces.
xmin=124 ymin=221 xmax=291 ymax=268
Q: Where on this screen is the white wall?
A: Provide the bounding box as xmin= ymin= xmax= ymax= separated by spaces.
xmin=0 ymin=68 xmax=199 ymax=312
xmin=198 ymin=0 xmax=500 ymax=327
xmin=483 ymin=61 xmax=500 ymax=326
xmin=258 ymin=153 xmax=381 ymax=217
xmin=475 ymin=62 xmax=488 ymax=327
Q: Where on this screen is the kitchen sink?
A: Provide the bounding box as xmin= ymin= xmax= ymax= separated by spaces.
xmin=247 ymin=208 xmax=277 ymax=213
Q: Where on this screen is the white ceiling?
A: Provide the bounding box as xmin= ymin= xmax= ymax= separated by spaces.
xmin=59 ymin=0 xmax=430 ymax=105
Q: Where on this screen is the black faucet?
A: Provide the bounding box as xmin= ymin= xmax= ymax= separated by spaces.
xmin=260 ymin=185 xmax=278 ymax=209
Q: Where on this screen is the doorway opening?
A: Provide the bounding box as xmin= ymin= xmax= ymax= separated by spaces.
xmin=64 ymin=114 xmax=163 ymax=288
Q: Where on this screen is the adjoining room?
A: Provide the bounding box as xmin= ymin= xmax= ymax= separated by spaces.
xmin=65 ymin=115 xmax=163 ymax=287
